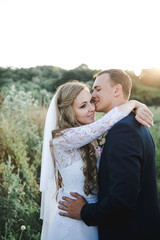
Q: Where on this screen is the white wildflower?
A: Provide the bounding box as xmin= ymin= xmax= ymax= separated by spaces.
xmin=21 ymin=225 xmax=26 ymax=231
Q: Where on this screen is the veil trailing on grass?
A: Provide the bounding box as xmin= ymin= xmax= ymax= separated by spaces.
xmin=40 ymin=94 xmax=58 ymax=240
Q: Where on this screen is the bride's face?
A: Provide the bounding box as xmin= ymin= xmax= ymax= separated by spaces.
xmin=72 ymin=88 xmax=95 ymax=125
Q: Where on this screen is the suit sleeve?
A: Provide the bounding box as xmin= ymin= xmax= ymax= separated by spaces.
xmin=81 ymin=122 xmax=143 ymax=226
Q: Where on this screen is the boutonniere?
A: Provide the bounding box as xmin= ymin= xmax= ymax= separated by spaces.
xmin=97 ymin=133 xmax=107 ymax=149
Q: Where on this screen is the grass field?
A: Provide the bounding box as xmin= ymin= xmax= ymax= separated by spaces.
xmin=0 ymin=95 xmax=159 ymax=239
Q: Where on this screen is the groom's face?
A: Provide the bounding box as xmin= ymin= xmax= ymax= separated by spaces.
xmin=92 ymin=73 xmax=115 ymax=113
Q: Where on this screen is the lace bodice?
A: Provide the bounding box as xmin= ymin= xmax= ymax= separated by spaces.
xmin=52 ymin=106 xmax=129 ymax=170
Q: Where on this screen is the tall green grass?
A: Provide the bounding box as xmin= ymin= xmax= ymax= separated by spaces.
xmin=0 ymin=87 xmax=160 ymax=239
xmin=149 ymin=106 xmax=160 ymax=199
xmin=0 ymin=87 xmax=47 ymax=239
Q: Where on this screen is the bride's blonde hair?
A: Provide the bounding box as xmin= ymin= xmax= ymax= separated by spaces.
xmin=51 ymin=81 xmax=98 ymax=197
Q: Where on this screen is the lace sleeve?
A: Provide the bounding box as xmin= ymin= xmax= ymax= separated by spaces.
xmin=53 ymin=106 xmax=130 ymax=151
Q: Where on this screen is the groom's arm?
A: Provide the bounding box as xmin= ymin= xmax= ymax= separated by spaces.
xmin=80 ymin=122 xmax=143 ymax=226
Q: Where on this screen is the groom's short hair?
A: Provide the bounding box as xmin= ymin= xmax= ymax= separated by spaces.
xmin=94 ymin=69 xmax=132 ymax=100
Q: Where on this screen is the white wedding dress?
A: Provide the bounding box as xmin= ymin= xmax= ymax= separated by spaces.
xmin=44 ymin=107 xmax=129 ymax=240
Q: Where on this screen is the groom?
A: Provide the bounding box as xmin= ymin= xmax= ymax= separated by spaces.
xmin=59 ymin=69 xmax=160 ymax=239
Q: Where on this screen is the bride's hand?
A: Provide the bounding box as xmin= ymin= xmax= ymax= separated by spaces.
xmin=129 ymin=100 xmax=154 ymax=128
xmin=134 ymin=104 xmax=154 ymax=128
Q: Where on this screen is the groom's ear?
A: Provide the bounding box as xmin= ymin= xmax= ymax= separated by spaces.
xmin=114 ymin=84 xmax=122 ymax=97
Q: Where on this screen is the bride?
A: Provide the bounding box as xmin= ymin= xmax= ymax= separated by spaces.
xmin=40 ymin=81 xmax=152 ymax=240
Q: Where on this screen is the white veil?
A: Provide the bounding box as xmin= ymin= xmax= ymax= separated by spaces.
xmin=40 ymin=94 xmax=58 ymax=240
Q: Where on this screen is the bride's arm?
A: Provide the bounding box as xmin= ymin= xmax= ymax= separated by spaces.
xmin=53 ymin=100 xmax=153 ymax=151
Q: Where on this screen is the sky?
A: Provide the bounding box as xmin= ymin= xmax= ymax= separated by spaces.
xmin=0 ymin=0 xmax=160 ymax=74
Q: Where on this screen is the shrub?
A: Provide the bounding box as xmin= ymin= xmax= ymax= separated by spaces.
xmin=0 ymin=87 xmax=47 ymax=239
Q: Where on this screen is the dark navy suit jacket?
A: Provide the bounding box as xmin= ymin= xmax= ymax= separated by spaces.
xmin=81 ymin=113 xmax=160 ymax=240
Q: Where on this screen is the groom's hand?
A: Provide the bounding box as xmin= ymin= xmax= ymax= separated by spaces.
xmin=58 ymin=192 xmax=87 ymax=220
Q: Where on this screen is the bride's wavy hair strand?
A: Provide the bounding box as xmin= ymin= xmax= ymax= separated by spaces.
xmin=51 ymin=81 xmax=98 ymax=198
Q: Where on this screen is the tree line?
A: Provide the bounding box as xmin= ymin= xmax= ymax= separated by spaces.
xmin=0 ymin=64 xmax=160 ymax=105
